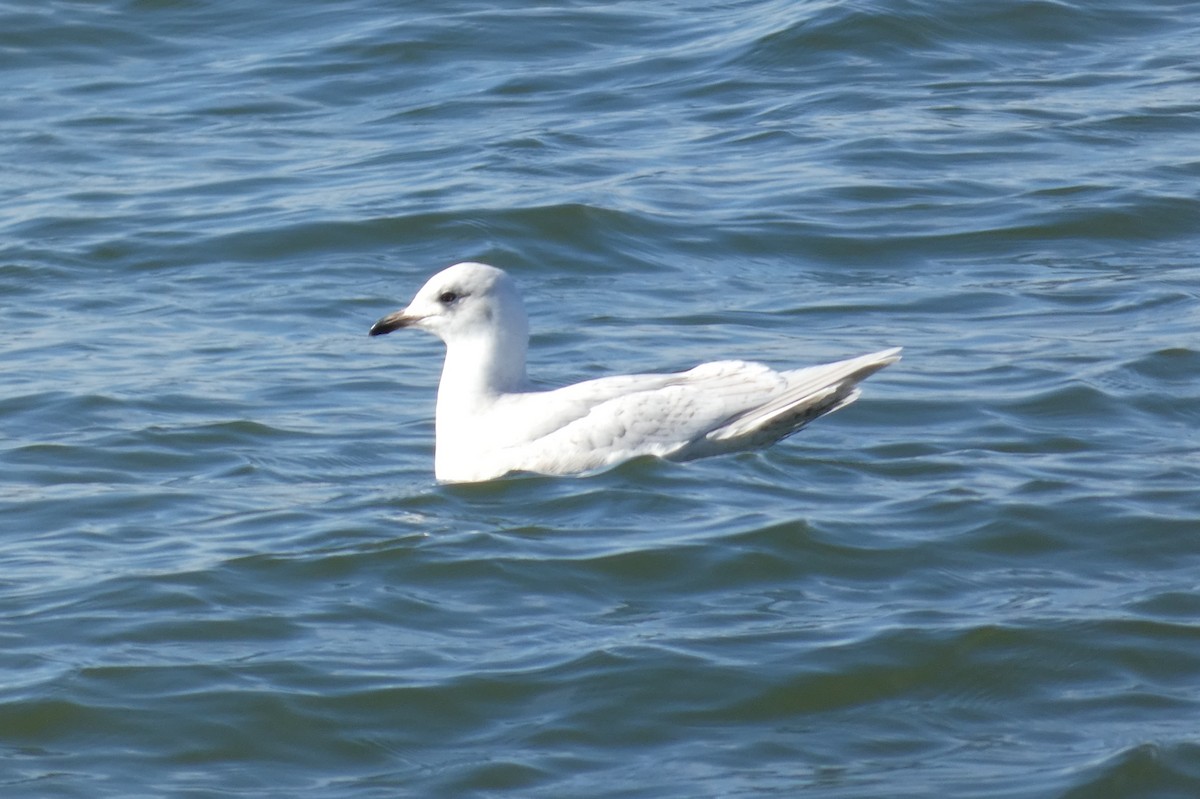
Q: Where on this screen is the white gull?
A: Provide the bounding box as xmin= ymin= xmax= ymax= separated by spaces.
xmin=370 ymin=262 xmax=900 ymax=483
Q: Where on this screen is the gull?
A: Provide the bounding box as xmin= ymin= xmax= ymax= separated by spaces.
xmin=370 ymin=262 xmax=900 ymax=483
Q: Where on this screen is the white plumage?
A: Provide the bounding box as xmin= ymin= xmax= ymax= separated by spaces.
xmin=370 ymin=262 xmax=900 ymax=483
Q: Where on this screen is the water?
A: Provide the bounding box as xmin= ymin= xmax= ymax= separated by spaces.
xmin=3 ymin=0 xmax=1200 ymax=796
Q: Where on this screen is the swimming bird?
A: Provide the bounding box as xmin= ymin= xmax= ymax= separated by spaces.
xmin=370 ymin=262 xmax=900 ymax=483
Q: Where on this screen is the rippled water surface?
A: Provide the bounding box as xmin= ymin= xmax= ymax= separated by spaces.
xmin=3 ymin=1 xmax=1200 ymax=796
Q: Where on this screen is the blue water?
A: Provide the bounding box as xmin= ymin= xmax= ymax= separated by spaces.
xmin=3 ymin=1 xmax=1200 ymax=796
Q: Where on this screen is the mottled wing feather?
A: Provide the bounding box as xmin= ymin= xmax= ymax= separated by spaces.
xmin=513 ymin=360 xmax=792 ymax=470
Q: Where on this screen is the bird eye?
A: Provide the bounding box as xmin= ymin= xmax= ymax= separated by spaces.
xmin=438 ymin=291 xmax=459 ymax=305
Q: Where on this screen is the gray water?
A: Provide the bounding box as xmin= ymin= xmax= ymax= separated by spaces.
xmin=3 ymin=1 xmax=1200 ymax=796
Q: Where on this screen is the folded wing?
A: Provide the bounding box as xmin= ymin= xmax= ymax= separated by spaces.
xmin=495 ymin=347 xmax=900 ymax=474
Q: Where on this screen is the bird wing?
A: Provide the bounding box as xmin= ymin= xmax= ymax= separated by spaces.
xmin=489 ymin=360 xmax=794 ymax=474
xmin=481 ymin=348 xmax=900 ymax=476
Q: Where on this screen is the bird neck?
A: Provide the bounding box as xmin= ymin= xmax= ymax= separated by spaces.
xmin=438 ymin=331 xmax=528 ymax=408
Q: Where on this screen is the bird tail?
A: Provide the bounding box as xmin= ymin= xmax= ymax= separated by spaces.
xmin=706 ymin=347 xmax=901 ymax=443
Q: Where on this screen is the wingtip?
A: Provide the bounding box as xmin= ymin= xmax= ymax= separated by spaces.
xmin=874 ymin=346 xmax=903 ymax=364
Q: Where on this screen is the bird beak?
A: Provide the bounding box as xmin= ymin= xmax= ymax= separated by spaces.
xmin=369 ymin=309 xmax=420 ymax=336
